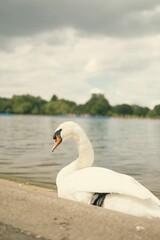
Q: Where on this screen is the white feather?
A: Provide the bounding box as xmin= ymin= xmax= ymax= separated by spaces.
xmin=58 ymin=167 xmax=160 ymax=204
xmin=53 ymin=121 xmax=160 ymax=218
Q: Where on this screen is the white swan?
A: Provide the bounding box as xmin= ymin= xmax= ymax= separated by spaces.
xmin=52 ymin=121 xmax=160 ymax=218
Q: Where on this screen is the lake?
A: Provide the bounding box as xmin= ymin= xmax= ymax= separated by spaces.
xmin=0 ymin=115 xmax=160 ymax=198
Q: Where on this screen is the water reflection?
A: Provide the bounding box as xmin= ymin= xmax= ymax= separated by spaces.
xmin=0 ymin=115 xmax=160 ymax=197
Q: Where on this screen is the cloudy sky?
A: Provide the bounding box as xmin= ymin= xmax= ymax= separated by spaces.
xmin=0 ymin=0 xmax=160 ymax=107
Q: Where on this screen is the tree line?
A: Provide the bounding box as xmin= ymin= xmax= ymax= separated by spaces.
xmin=0 ymin=93 xmax=160 ymax=118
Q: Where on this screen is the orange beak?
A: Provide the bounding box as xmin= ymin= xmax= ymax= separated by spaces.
xmin=52 ymin=135 xmax=62 ymax=152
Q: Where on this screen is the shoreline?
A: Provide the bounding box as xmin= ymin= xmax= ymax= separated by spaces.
xmin=0 ymin=173 xmax=57 ymax=191
xmin=0 ymin=178 xmax=160 ymax=240
xmin=1 ymin=113 xmax=160 ymax=120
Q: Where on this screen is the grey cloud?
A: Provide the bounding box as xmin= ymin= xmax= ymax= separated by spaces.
xmin=0 ymin=0 xmax=160 ymax=39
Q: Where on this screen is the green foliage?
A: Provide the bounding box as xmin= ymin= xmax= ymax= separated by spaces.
xmin=112 ymin=104 xmax=133 ymax=116
xmin=80 ymin=94 xmax=111 ymax=116
xmin=50 ymin=95 xmax=58 ymax=101
xmin=147 ymin=105 xmax=160 ymax=118
xmin=5 ymin=95 xmax=46 ymax=115
xmin=0 ymin=93 xmax=160 ymax=118
xmin=44 ymin=99 xmax=77 ymax=115
xmin=153 ymin=105 xmax=160 ymax=116
xmin=0 ymin=97 xmax=12 ymax=113
xmin=131 ymin=105 xmax=150 ymax=117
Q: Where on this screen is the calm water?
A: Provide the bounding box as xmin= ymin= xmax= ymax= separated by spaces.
xmin=0 ymin=115 xmax=160 ymax=197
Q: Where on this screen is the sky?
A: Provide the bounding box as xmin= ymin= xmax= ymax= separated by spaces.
xmin=0 ymin=0 xmax=160 ymax=108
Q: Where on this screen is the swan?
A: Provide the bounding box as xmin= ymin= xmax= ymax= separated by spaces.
xmin=52 ymin=121 xmax=160 ymax=218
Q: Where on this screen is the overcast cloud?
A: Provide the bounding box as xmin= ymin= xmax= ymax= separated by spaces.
xmin=0 ymin=0 xmax=160 ymax=107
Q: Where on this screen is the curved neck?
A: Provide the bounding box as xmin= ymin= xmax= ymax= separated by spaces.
xmin=56 ymin=126 xmax=94 ymax=184
xmin=73 ymin=130 xmax=94 ymax=169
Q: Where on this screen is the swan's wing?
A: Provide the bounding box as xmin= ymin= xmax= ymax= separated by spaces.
xmin=61 ymin=167 xmax=160 ymax=205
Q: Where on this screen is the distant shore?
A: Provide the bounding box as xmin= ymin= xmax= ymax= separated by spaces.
xmin=1 ymin=93 xmax=160 ymax=118
xmin=1 ymin=112 xmax=160 ymax=121
xmin=0 ymin=178 xmax=160 ymax=240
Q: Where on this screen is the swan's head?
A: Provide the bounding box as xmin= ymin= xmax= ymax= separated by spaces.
xmin=51 ymin=121 xmax=80 ymax=152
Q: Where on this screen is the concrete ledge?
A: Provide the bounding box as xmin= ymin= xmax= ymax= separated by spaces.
xmin=0 ymin=178 xmax=160 ymax=240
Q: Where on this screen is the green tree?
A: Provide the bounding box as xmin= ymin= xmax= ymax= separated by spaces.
xmin=50 ymin=95 xmax=58 ymax=101
xmin=76 ymin=104 xmax=86 ymax=115
xmin=131 ymin=105 xmax=150 ymax=117
xmin=147 ymin=104 xmax=160 ymax=118
xmin=44 ymin=99 xmax=77 ymax=115
xmin=112 ymin=104 xmax=133 ymax=116
xmin=154 ymin=105 xmax=160 ymax=116
xmin=0 ymin=93 xmax=159 ymax=119
xmin=80 ymin=94 xmax=110 ymax=116
xmin=11 ymin=95 xmax=46 ymax=114
xmin=0 ymin=97 xmax=12 ymax=113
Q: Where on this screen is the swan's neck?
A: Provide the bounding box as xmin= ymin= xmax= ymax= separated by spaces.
xmin=75 ymin=131 xmax=94 ymax=169
xmin=56 ymin=127 xmax=94 ymax=184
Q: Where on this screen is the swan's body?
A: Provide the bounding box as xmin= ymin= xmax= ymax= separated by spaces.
xmin=52 ymin=121 xmax=160 ymax=218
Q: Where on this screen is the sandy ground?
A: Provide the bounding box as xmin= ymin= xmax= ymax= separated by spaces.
xmin=0 ymin=178 xmax=160 ymax=240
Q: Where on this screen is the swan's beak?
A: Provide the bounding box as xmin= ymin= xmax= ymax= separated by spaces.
xmin=52 ymin=136 xmax=62 ymax=152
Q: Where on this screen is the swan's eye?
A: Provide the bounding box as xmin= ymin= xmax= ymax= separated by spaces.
xmin=53 ymin=132 xmax=56 ymax=140
xmin=53 ymin=129 xmax=62 ymax=140
xmin=52 ymin=129 xmax=62 ymax=152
